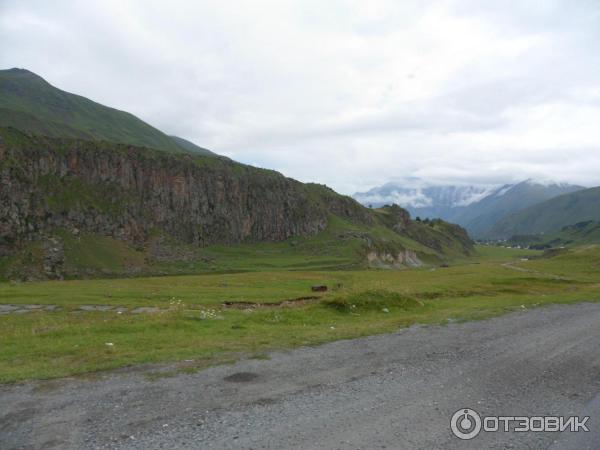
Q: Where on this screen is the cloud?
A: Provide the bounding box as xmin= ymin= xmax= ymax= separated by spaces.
xmin=2 ymin=0 xmax=600 ymax=194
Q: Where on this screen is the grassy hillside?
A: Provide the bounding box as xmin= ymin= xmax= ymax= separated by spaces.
xmin=0 ymin=68 xmax=210 ymax=155
xmin=489 ymin=186 xmax=600 ymax=238
xmin=507 ymin=220 xmax=600 ymax=249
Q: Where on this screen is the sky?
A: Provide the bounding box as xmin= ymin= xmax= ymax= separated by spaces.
xmin=2 ymin=0 xmax=600 ymax=195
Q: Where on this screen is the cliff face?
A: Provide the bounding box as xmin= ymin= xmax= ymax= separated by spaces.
xmin=0 ymin=69 xmax=475 ymax=281
xmin=0 ymin=129 xmax=372 ymax=254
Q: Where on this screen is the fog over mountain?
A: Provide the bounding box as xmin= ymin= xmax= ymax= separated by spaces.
xmin=354 ymin=179 xmax=495 ymax=209
xmin=354 ymin=178 xmax=584 ymax=237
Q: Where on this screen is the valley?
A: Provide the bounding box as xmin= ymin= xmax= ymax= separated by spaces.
xmin=1 ymin=68 xmax=599 ymax=389
xmin=1 ymin=244 xmax=599 ymax=384
xmin=4 ymin=4 xmax=600 ymax=448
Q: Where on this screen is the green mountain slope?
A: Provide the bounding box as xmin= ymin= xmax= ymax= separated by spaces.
xmin=168 ymin=135 xmax=216 ymax=156
xmin=489 ymin=186 xmax=600 ymax=238
xmin=508 ymin=220 xmax=600 ymax=249
xmin=455 ymin=180 xmax=583 ymax=238
xmin=0 ymin=68 xmax=212 ymax=155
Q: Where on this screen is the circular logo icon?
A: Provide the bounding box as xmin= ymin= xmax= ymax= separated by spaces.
xmin=451 ymin=408 xmax=482 ymax=440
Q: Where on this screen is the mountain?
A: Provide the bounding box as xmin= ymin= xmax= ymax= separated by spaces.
xmin=488 ymin=186 xmax=600 ymax=239
xmin=354 ymin=179 xmax=584 ymax=238
xmin=0 ymin=128 xmax=473 ymax=280
xmin=0 ymin=69 xmax=475 ymax=280
xmin=353 ymin=182 xmax=495 ymax=221
xmin=453 ymin=180 xmax=584 ymax=238
xmin=0 ymin=67 xmax=215 ymax=156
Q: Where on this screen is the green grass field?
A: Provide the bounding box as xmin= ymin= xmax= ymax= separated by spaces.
xmin=1 ymin=245 xmax=599 ymax=383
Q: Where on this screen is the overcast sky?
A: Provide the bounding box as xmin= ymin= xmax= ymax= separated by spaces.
xmin=2 ymin=0 xmax=600 ymax=194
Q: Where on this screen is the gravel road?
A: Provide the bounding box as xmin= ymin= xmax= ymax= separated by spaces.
xmin=2 ymin=302 xmax=600 ymax=449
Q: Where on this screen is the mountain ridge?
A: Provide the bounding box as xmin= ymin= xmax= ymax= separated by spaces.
xmin=0 ymin=67 xmax=216 ymax=157
xmin=488 ymin=186 xmax=600 ymax=238
xmin=0 ymin=127 xmax=473 ymax=279
xmin=0 ymin=69 xmax=475 ymax=280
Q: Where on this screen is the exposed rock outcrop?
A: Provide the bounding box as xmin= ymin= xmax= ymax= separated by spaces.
xmin=366 ymin=249 xmax=422 ymax=268
xmin=0 ymin=128 xmax=372 ymax=253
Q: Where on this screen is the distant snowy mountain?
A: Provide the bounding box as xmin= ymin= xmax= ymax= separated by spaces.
xmin=353 ymin=179 xmax=585 ymax=237
xmin=354 ymin=182 xmax=495 ymax=221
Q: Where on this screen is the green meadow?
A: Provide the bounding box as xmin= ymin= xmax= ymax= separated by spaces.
xmin=1 ymin=245 xmax=599 ymax=383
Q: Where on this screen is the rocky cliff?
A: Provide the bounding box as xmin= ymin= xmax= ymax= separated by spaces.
xmin=0 ymin=67 xmax=475 ymax=281
xmin=0 ymin=128 xmax=373 ymax=255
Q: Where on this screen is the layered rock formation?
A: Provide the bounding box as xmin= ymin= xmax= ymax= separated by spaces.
xmin=0 ymin=128 xmax=373 ymax=254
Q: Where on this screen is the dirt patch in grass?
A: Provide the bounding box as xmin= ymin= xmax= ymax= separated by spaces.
xmin=222 ymin=295 xmax=320 ymax=309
